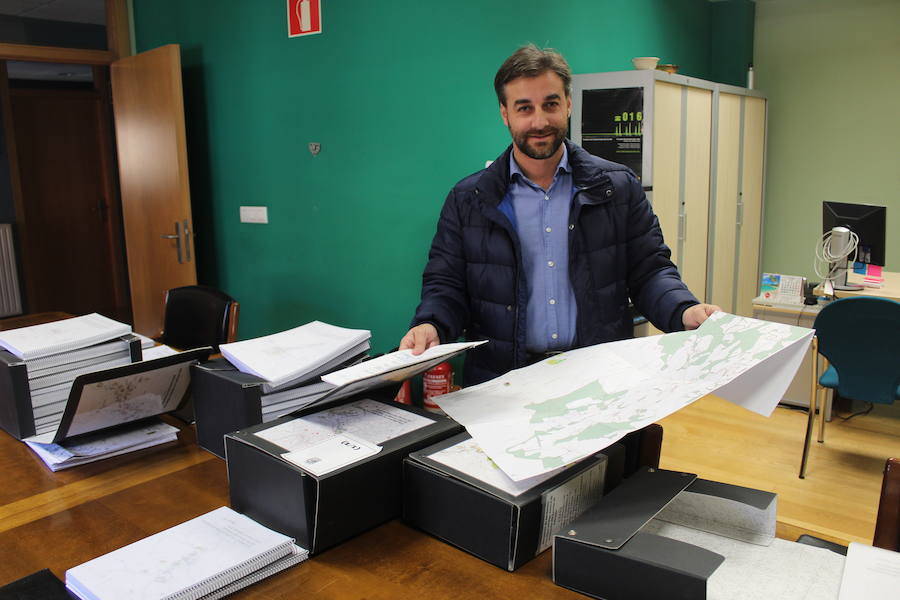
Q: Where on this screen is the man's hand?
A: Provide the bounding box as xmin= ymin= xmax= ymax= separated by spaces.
xmin=398 ymin=323 xmax=440 ymax=355
xmin=682 ymin=303 xmax=721 ymax=330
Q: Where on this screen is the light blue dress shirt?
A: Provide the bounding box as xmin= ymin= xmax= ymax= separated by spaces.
xmin=499 ymin=147 xmax=577 ymax=353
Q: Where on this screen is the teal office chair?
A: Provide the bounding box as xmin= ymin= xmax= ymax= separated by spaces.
xmin=799 ymin=297 xmax=900 ymax=478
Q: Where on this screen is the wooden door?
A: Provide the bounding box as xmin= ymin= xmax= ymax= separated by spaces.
xmin=9 ymin=87 xmax=127 ymax=320
xmin=111 ymin=45 xmax=196 ymax=336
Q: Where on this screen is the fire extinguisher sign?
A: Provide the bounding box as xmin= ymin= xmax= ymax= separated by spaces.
xmin=287 ymin=0 xmax=322 ymax=38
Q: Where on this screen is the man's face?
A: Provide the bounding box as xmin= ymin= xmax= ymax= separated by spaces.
xmin=500 ymin=71 xmax=571 ymax=161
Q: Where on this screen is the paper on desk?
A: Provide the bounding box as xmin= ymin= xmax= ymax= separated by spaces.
xmin=838 ymin=542 xmax=900 ymax=600
xmin=428 ymin=437 xmax=563 ymax=497
xmin=282 ymin=433 xmax=380 ymax=476
xmin=220 ymin=321 xmax=370 ymax=388
xmin=141 ymin=344 xmax=179 ymax=360
xmin=255 ymin=398 xmax=432 ymax=452
xmin=25 ymin=420 xmax=178 ymax=471
xmin=321 ymin=341 xmax=487 ymax=387
xmin=436 ymin=312 xmax=814 ymax=481
xmin=643 ymin=520 xmax=844 ymax=599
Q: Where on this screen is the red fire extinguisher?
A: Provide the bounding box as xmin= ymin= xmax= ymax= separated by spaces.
xmin=393 ymin=380 xmax=412 ymax=405
xmin=423 ymin=362 xmax=453 ymax=412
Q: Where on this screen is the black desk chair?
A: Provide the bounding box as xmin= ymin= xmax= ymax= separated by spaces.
xmin=159 ymin=285 xmax=239 ymax=352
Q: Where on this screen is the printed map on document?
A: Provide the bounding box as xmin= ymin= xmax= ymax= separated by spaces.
xmin=436 ymin=312 xmax=813 ymax=482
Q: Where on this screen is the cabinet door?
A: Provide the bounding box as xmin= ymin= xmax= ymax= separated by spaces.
xmin=709 ymin=93 xmax=743 ymax=312
xmin=681 ymin=87 xmax=712 ymax=299
xmin=651 ymin=82 xmax=681 ymax=265
xmin=735 ymin=96 xmax=767 ymax=317
xmin=652 ymin=82 xmax=711 ymax=302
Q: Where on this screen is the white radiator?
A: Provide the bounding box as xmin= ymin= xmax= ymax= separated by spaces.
xmin=0 ymin=224 xmax=22 ymax=317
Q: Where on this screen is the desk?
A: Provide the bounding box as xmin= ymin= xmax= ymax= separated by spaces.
xmin=814 ymin=270 xmax=900 ymax=302
xmin=0 ymin=311 xmax=71 ymax=331
xmin=0 ymin=420 xmax=822 ymax=598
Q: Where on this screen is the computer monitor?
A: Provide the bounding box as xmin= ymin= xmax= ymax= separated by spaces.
xmin=822 ymin=201 xmax=887 ymax=266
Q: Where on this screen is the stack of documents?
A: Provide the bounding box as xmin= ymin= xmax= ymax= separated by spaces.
xmin=65 ymin=506 xmax=308 ymax=600
xmin=23 ymin=348 xmax=210 ymax=471
xmin=0 ymin=314 xmax=135 ymax=436
xmin=25 ymin=420 xmax=179 ymax=472
xmin=219 ymin=321 xmax=371 ymax=391
xmin=248 ymin=341 xmax=486 ymax=422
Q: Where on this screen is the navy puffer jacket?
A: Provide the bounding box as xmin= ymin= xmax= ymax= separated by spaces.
xmin=412 ymin=140 xmax=699 ymax=386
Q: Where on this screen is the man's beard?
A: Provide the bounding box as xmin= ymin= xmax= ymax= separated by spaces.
xmin=511 ymin=125 xmax=567 ymax=160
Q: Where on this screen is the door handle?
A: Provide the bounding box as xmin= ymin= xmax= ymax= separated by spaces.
xmin=160 ymin=222 xmax=183 ymax=263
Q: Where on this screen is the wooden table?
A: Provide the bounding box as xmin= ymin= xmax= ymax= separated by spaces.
xmin=0 ymin=417 xmax=826 ymax=598
xmin=0 ymin=421 xmax=594 ymax=599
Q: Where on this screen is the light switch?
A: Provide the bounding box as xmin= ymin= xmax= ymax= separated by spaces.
xmin=240 ymin=206 xmax=268 ymax=224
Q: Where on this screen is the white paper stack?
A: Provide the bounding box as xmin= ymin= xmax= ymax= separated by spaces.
xmin=219 ymin=321 xmax=370 ymax=390
xmin=65 ymin=506 xmax=308 ymax=600
xmin=0 ymin=314 xmax=135 ymax=436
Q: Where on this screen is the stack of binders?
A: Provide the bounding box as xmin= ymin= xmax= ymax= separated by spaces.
xmin=0 ymin=313 xmax=140 ymax=439
xmin=219 ymin=320 xmax=371 ymax=393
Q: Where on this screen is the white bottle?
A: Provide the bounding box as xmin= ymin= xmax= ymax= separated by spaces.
xmin=747 ymin=63 xmax=755 ymax=90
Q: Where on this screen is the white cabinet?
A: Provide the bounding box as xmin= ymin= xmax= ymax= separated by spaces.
xmin=571 ymin=71 xmax=767 ymax=316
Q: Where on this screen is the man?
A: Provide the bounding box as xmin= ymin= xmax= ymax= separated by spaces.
xmin=400 ymin=45 xmax=718 ymax=386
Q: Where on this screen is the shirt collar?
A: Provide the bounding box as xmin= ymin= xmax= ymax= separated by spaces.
xmin=508 ymin=143 xmax=571 ymax=183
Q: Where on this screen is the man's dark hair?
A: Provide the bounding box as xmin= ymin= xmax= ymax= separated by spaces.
xmin=494 ymin=44 xmax=572 ymax=106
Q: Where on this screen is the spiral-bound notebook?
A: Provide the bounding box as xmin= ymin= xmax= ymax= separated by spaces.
xmin=65 ymin=507 xmax=307 ymax=600
xmin=0 ymin=313 xmax=131 ymax=361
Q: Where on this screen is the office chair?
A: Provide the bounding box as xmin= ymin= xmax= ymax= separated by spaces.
xmin=159 ymin=285 xmax=240 ymax=352
xmin=799 ymin=297 xmax=900 ymax=478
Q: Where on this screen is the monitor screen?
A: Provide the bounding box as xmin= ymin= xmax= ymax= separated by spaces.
xmin=822 ymin=201 xmax=886 ymax=266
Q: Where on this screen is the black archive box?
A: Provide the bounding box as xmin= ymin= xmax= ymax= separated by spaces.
xmin=552 ymin=468 xmax=778 ymax=600
xmin=225 ymin=397 xmax=462 ymax=554
xmin=0 ymin=335 xmax=141 ymax=440
xmin=191 ymin=358 xmax=274 ymax=458
xmin=403 ymin=432 xmax=627 ymax=571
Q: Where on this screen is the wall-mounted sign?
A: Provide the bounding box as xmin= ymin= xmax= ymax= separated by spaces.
xmin=581 ymin=87 xmax=644 ymax=179
xmin=288 ymin=0 xmax=322 ymax=37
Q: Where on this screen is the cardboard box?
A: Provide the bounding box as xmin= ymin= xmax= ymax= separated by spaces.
xmin=553 ymin=468 xmax=781 ymax=600
xmin=402 ymin=432 xmax=627 ymax=571
xmin=0 ymin=335 xmax=141 ymax=440
xmin=225 ymin=397 xmax=461 ymax=554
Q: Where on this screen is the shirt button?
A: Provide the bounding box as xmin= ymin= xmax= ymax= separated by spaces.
xmin=506 ymin=305 xmax=513 ymax=311
xmin=547 ymin=261 xmax=555 ymax=267
xmin=549 ymin=299 xmax=556 ymax=305
xmin=545 ymin=227 xmax=552 ymax=233
xmin=544 ymin=195 xmax=550 ymax=201
xmin=551 ymin=333 xmax=559 ymax=340
xmin=568 ymin=224 xmax=574 ymax=230
xmin=605 ymin=188 xmax=613 ymax=197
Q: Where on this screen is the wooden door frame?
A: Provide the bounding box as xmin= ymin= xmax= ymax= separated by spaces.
xmin=0 ymin=0 xmax=132 ymax=318
xmin=0 ymin=0 xmax=131 ymax=64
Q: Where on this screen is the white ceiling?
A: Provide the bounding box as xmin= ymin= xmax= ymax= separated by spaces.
xmin=0 ymin=0 xmax=106 ymax=25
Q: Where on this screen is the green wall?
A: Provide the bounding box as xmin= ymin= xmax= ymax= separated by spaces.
xmin=756 ymin=0 xmax=900 ymax=280
xmin=133 ymin=0 xmax=750 ymax=351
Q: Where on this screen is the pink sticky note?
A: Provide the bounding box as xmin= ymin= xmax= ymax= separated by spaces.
xmin=867 ymin=264 xmax=883 ymax=277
